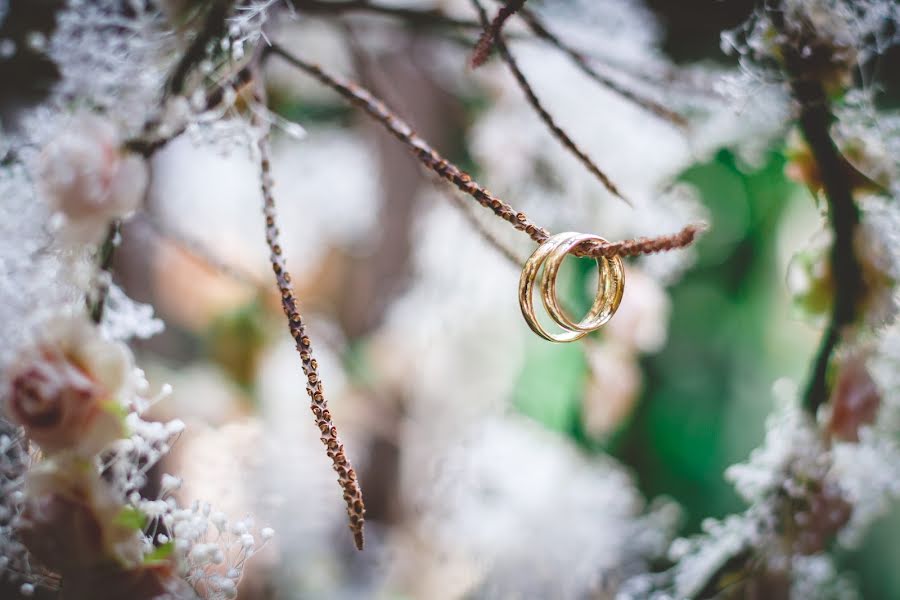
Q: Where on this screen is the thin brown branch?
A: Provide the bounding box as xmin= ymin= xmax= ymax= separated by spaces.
xmin=470 ymin=0 xmax=527 ymax=68
xmin=289 ymin=0 xmax=481 ymax=29
xmin=765 ymin=9 xmax=863 ymax=415
xmin=126 ymin=66 xmax=254 ymax=157
xmin=569 ymin=223 xmax=706 ymax=258
xmin=268 ymin=45 xmax=704 ymax=259
xmin=441 ymin=186 xmax=525 ymax=268
xmin=269 ymin=44 xmax=550 ymax=241
xmin=516 ymin=7 xmax=688 ymax=128
xmin=252 ymin=74 xmax=366 ymax=551
xmin=88 ymin=220 xmax=121 ymax=324
xmin=167 ymin=1 xmax=230 ymax=97
xmin=469 ymin=0 xmax=628 ymax=204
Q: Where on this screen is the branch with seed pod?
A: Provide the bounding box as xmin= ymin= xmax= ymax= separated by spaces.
xmin=469 ymin=0 xmax=628 ymax=204
xmin=267 ymin=44 xmax=704 ymax=261
xmin=251 ymin=71 xmax=366 ymax=551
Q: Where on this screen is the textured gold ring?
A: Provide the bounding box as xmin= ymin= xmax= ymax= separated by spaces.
xmin=518 ymin=231 xmax=625 ymax=343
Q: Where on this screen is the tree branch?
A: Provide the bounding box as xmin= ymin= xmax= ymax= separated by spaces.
xmin=268 ymin=44 xmax=704 ymax=259
xmin=516 ymin=7 xmax=688 ymax=128
xmin=88 ymin=220 xmax=121 ymax=324
xmin=469 ymin=0 xmax=628 ymax=204
xmin=470 ymin=0 xmax=526 ymax=68
xmin=769 ymin=12 xmax=863 ymax=415
xmin=289 ymin=0 xmax=481 ymax=30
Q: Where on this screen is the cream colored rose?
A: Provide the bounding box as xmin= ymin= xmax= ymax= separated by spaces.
xmin=38 ymin=112 xmax=147 ymax=244
xmin=4 ymin=316 xmax=131 ymax=456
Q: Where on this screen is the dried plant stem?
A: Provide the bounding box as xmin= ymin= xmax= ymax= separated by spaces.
xmin=167 ymin=1 xmax=230 ymax=97
xmin=269 ymin=44 xmax=549 ymax=238
xmin=516 ymin=7 xmax=688 ymax=128
xmin=88 ymin=220 xmax=121 ymax=324
xmin=253 ymin=80 xmax=366 ymax=550
xmin=768 ymin=21 xmax=863 ymax=415
xmin=126 ymin=66 xmax=254 ymax=158
xmin=441 ymin=186 xmax=524 ymax=267
xmin=470 ymin=0 xmax=527 ymax=68
xmin=290 ymin=0 xmax=481 ymax=29
xmin=469 ymin=0 xmax=627 ymax=204
xmin=268 ymin=45 xmax=703 ymax=259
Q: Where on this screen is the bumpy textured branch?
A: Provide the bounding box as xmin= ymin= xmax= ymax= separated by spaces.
xmin=516 ymin=7 xmax=688 ymax=128
xmin=253 ymin=80 xmax=366 ymax=550
xmin=268 ymin=45 xmax=703 ymax=259
xmin=469 ymin=0 xmax=627 ymax=203
xmin=470 ymin=0 xmax=527 ymax=68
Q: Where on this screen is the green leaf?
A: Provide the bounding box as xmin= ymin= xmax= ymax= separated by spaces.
xmin=143 ymin=541 xmax=175 ymax=565
xmin=512 ymin=338 xmax=587 ymax=436
xmin=114 ymin=506 xmax=147 ymax=531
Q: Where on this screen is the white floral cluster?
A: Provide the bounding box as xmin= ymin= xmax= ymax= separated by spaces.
xmin=46 ymin=0 xmax=176 ymax=131
xmin=721 ymin=0 xmax=900 ymax=84
xmin=0 ymin=2 xmax=274 ymax=597
xmin=140 ymin=497 xmax=274 ymax=600
xmin=0 ymin=308 xmax=271 ymax=598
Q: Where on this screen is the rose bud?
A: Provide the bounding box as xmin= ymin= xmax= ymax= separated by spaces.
xmin=38 ymin=112 xmax=147 ymax=244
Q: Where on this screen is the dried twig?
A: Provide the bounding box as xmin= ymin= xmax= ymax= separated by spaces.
xmin=470 ymin=0 xmax=526 ymax=68
xmin=567 ymin=223 xmax=706 ymax=258
xmin=469 ymin=0 xmax=627 ymax=204
xmin=290 ymin=0 xmax=481 ymax=29
xmin=268 ymin=45 xmax=703 ymax=259
xmin=167 ymin=1 xmax=230 ymax=97
xmin=516 ymin=7 xmax=688 ymax=128
xmin=88 ymin=220 xmax=121 ymax=324
xmin=766 ymin=10 xmax=863 ymax=415
xmin=126 ymin=66 xmax=254 ymax=158
xmin=252 ymin=73 xmax=366 ymax=550
xmin=441 ymin=186 xmax=525 ymax=268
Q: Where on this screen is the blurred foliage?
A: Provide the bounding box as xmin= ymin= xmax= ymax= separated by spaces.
xmin=622 ymin=148 xmax=799 ymax=530
xmin=204 ymin=297 xmax=271 ymax=393
xmin=511 ymin=147 xmax=804 ymax=532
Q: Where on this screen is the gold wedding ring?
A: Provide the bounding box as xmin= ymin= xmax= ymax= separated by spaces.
xmin=518 ymin=232 xmax=625 ymax=343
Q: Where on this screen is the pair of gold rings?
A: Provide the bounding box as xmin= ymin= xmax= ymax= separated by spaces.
xmin=518 ymin=232 xmax=625 ymax=343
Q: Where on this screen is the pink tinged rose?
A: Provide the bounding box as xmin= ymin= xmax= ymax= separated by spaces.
xmin=38 ymin=112 xmax=147 ymax=244
xmin=5 ymin=351 xmax=125 ymax=456
xmin=4 ymin=316 xmax=132 ymax=456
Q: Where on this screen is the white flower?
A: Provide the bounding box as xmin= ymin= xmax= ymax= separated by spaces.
xmin=37 ymin=112 xmax=147 ymax=244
